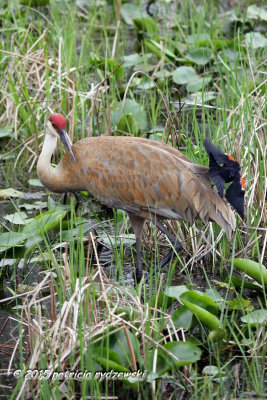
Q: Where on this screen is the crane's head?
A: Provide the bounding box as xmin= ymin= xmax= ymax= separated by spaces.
xmin=47 ymin=113 xmax=76 ymax=163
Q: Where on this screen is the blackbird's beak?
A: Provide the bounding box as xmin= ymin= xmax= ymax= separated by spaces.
xmin=58 ymin=129 xmax=76 ymax=163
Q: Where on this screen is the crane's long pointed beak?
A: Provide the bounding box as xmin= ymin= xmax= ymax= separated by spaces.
xmin=59 ymin=129 xmax=76 ymax=163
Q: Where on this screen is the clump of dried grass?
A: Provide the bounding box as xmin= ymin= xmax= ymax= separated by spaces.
xmin=0 ymin=30 xmax=98 ymax=170
xmin=5 ymin=235 xmax=184 ymax=398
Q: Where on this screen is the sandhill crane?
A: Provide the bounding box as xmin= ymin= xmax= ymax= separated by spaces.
xmin=37 ymin=113 xmax=245 ymax=282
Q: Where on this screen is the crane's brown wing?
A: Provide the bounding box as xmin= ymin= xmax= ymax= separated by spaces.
xmin=61 ymin=136 xmax=235 ymax=238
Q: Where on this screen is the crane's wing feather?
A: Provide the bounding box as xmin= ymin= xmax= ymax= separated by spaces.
xmin=68 ymin=137 xmax=235 ymax=238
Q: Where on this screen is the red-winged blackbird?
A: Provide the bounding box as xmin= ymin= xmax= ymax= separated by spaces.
xmin=204 ymin=139 xmax=245 ymax=219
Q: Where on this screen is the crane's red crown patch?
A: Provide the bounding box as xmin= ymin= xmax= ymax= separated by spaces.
xmin=49 ymin=113 xmax=66 ymax=130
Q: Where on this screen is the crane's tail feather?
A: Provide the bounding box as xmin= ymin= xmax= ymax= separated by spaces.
xmin=186 ymin=175 xmax=236 ymax=240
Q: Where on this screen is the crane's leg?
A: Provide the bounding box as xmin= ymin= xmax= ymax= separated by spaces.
xmin=148 ymin=220 xmax=183 ymax=279
xmin=127 ymin=213 xmax=145 ymax=282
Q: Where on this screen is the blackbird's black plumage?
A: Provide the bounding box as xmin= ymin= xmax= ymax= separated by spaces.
xmin=204 ymin=139 xmax=245 ymax=219
xmin=225 ymin=174 xmax=245 ymax=219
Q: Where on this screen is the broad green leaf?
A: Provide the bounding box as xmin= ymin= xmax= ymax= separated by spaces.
xmin=24 ymin=235 xmax=44 ymax=250
xmin=22 ymin=209 xmax=67 ymax=236
xmin=109 ymin=330 xmax=139 ymax=368
xmin=0 ymin=258 xmax=16 ymax=267
xmin=157 ymin=341 xmax=202 ymax=375
xmin=111 ymin=99 xmax=147 ymax=131
xmin=93 ymin=347 xmax=130 ymax=373
xmin=180 ymin=291 xmax=219 ymax=330
xmin=207 ymin=329 xmax=226 ymax=343
xmin=0 ymin=154 xmax=15 ymax=160
xmin=93 ymin=357 xmax=129 ymax=373
xmin=165 ymin=285 xmax=189 ymax=300
xmin=0 ymin=188 xmax=23 ymax=198
xmin=148 ymin=291 xmax=176 ymax=308
xmin=187 ymin=33 xmax=210 ymax=44
xmin=28 ymin=178 xmax=43 ymax=187
xmin=202 ymin=365 xmax=220 ymax=375
xmin=138 ymin=79 xmax=155 ymax=90
xmin=89 ymin=55 xmax=124 ymax=80
xmin=93 ymin=347 xmax=124 ymax=366
xmin=154 ymin=69 xmax=171 ymax=80
xmin=120 ymin=4 xmax=143 ymax=25
xmin=186 ymin=76 xmax=211 ymax=93
xmin=186 ymin=47 xmax=214 ymax=65
xmin=171 ymin=305 xmax=194 ymax=330
xmin=98 ymin=234 xmax=136 ymax=248
xmin=247 ymin=5 xmax=267 ymax=22
xmin=123 ymin=53 xmax=143 ymax=68
xmin=20 ymin=201 xmax=47 ymax=210
xmin=204 ymin=289 xmax=224 ymax=303
xmin=0 ymin=232 xmax=27 ymax=253
xmin=0 ymin=126 xmax=13 ymax=138
xmin=117 ymin=113 xmax=138 ymax=135
xmin=180 ymin=291 xmax=218 ymax=315
xmin=172 ymin=66 xmax=197 ymax=84
xmin=233 ymin=258 xmax=267 ymax=286
xmin=225 ymin=275 xmax=263 ymax=292
xmin=181 ymin=299 xmax=220 ymax=330
xmin=144 ymin=39 xmax=178 ymax=62
xmin=133 ymin=17 xmax=158 ymax=36
xmin=182 ymin=91 xmax=216 ymax=104
xmin=59 ymin=223 xmax=90 ymax=241
xmin=244 ymin=32 xmax=267 ymax=49
xmin=241 ymin=310 xmax=267 ymax=327
xmin=4 ymin=212 xmax=28 ymax=225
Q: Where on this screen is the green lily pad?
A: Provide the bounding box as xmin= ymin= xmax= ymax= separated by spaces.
xmin=241 ymin=310 xmax=267 ymax=327
xmin=0 ymin=188 xmax=23 ymax=198
xmin=4 ymin=212 xmax=28 ymax=225
xmin=28 ymin=178 xmax=43 ymax=187
xmin=247 ymin=5 xmax=267 ymax=22
xmin=117 ymin=113 xmax=138 ymax=135
xmin=123 ymin=53 xmax=143 ymax=68
xmin=20 ymin=201 xmax=47 ymax=210
xmin=202 ymin=365 xmax=220 ymax=376
xmin=120 ymin=4 xmax=143 ymax=25
xmin=133 ymin=17 xmax=158 ymax=36
xmin=186 ymin=47 xmax=214 ymax=65
xmin=0 ymin=232 xmax=27 ymax=253
xmin=0 ymin=126 xmax=13 ymax=138
xmin=180 ymin=291 xmax=220 ymax=330
xmin=233 ymin=258 xmax=267 ymax=286
xmin=186 ymin=76 xmax=212 ymax=93
xmin=22 ymin=209 xmax=67 ymax=236
xmin=172 ymin=66 xmax=197 ymax=85
xmin=171 ymin=305 xmax=194 ymax=330
xmin=244 ymin=32 xmax=267 ymax=49
xmin=111 ymin=99 xmax=148 ymax=131
xmin=98 ymin=234 xmax=136 ymax=248
xmin=182 ymin=91 xmax=216 ymax=104
xmin=157 ymin=341 xmax=202 ymax=375
xmin=89 ymin=54 xmax=124 ymax=80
